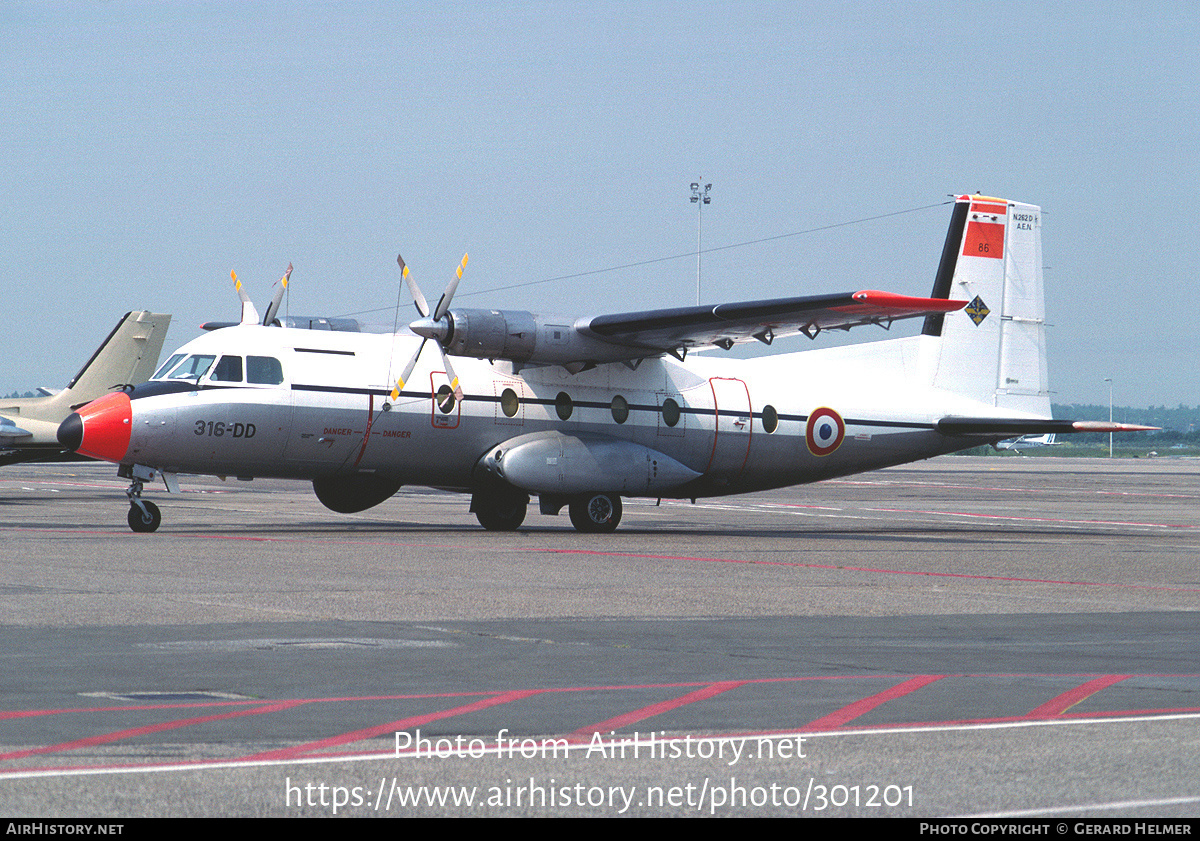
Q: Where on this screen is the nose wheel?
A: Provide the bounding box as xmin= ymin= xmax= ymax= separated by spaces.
xmin=125 ymin=474 xmax=162 ymax=533
xmin=127 ymin=499 xmax=162 ymax=533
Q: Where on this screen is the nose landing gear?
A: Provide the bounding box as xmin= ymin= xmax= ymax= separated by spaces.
xmin=121 ymin=464 xmax=170 ymax=533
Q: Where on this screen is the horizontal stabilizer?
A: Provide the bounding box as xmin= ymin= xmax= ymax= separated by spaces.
xmin=938 ymin=417 xmax=1159 ymax=436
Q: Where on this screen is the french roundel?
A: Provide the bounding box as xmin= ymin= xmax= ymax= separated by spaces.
xmin=805 ymin=407 xmax=845 ymax=456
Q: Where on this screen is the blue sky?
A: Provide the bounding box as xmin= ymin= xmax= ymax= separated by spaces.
xmin=3 ymin=1 xmax=1196 ymax=406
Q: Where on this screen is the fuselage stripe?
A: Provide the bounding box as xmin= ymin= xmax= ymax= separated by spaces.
xmin=288 ymin=384 xmax=936 ymax=431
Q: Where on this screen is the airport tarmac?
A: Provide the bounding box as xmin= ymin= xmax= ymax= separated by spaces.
xmin=0 ymin=457 xmax=1197 ymax=817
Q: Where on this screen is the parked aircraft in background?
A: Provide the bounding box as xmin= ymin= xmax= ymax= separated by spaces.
xmin=1 ymin=311 xmax=171 ymax=466
xmin=57 ymin=195 xmax=1153 ymax=532
xmin=996 ymin=433 xmax=1058 ymax=452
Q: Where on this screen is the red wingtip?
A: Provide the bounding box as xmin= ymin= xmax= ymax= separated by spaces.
xmin=852 ymin=290 xmax=968 ymax=313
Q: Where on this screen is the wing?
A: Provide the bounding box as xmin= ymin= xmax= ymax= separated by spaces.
xmin=582 ymin=290 xmax=967 ymax=353
xmin=394 ymin=286 xmax=969 ymax=370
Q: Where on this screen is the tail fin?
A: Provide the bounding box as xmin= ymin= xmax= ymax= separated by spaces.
xmin=41 ymin=311 xmax=172 ymax=416
xmin=922 ymin=195 xmax=1050 ymax=416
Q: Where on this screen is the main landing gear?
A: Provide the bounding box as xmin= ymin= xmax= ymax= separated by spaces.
xmin=568 ymin=492 xmax=622 ymax=533
xmin=472 ymin=485 xmax=529 ymax=531
xmin=471 ymin=484 xmax=624 ymax=533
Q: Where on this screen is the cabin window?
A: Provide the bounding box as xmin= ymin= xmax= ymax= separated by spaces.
xmin=211 ymin=355 xmax=243 ymax=382
xmin=611 ymin=395 xmax=629 ymax=424
xmin=762 ymin=404 xmax=779 ymax=434
xmin=555 ymin=391 xmax=573 ymax=421
xmin=500 ymin=388 xmax=520 ymax=418
xmin=247 ymin=356 xmax=284 ymax=385
xmin=435 ymin=385 xmax=456 ymax=414
xmin=152 ymin=354 xmax=186 ymax=380
xmin=661 ymin=398 xmax=681 ymax=427
xmin=166 ymin=354 xmax=215 ymax=381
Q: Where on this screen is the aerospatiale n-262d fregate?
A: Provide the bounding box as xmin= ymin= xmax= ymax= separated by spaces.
xmin=58 ymin=195 xmax=1152 ymax=533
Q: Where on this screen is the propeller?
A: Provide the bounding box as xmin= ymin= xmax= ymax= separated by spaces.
xmin=230 ymin=265 xmax=293 ymax=327
xmin=390 ymin=253 xmax=467 ymax=410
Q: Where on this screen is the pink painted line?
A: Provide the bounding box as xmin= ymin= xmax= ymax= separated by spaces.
xmin=542 ymin=548 xmax=1200 ymax=593
xmin=9 ymin=701 xmax=1200 ymax=779
xmin=863 ymin=506 xmax=1195 ymax=530
xmin=6 ymin=521 xmax=1198 ymax=593
xmin=5 ymin=673 xmax=1196 ymax=725
xmin=0 ymin=676 xmax=898 ymax=725
xmin=1025 ymin=675 xmax=1131 ymax=718
xmin=804 ymin=675 xmax=945 ymax=731
xmin=793 ymin=702 xmax=1200 ymax=734
xmin=573 ymin=681 xmax=748 ymax=737
xmin=828 ymin=479 xmax=1200 ymax=501
xmin=5 ymin=697 xmax=1200 ymax=777
xmin=0 ymin=700 xmax=306 ymax=762
xmin=244 ymin=689 xmax=544 ymax=762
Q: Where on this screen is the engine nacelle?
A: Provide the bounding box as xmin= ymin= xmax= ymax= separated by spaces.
xmin=479 ymin=431 xmax=700 ymax=495
xmin=437 ymin=308 xmax=641 ymax=367
xmin=443 ymin=309 xmax=537 ymax=360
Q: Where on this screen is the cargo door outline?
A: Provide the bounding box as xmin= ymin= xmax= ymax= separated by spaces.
xmin=705 ymin=377 xmax=752 ymax=477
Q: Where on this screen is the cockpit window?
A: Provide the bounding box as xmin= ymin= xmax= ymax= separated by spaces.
xmin=210 ymin=355 xmax=243 ymax=382
xmin=152 ymin=353 xmax=186 ymax=380
xmin=246 ymin=356 xmax=284 ymax=385
xmin=165 ymin=354 xmax=216 ymax=381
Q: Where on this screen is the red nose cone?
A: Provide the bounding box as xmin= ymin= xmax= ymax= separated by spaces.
xmin=67 ymin=391 xmax=133 ymax=463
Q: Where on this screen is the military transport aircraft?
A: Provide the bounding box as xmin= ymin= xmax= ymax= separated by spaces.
xmin=1 ymin=311 xmax=170 ymax=466
xmin=56 ymin=195 xmax=1152 ymax=532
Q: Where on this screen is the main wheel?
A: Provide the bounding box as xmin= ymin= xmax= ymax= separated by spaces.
xmin=568 ymin=493 xmax=622 ymax=533
xmin=127 ymin=500 xmax=162 ymax=533
xmin=473 ymin=490 xmax=528 ymax=531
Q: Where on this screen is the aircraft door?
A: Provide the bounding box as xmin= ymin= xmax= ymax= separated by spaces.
xmin=282 ymin=348 xmax=371 ymax=472
xmin=705 ymin=377 xmax=751 ymax=477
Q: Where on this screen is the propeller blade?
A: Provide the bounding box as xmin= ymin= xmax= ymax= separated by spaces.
xmin=390 ymin=337 xmax=428 ymax=401
xmin=261 ymin=263 xmax=293 ymax=327
xmin=437 ymin=346 xmax=464 ymax=405
xmin=433 ymin=253 xmax=467 ymax=321
xmin=232 ymin=270 xmax=260 ymax=325
xmin=398 ymin=254 xmax=430 ymax=317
